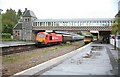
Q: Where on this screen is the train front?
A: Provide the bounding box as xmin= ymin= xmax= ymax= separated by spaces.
xmin=83 ymin=35 xmax=93 ymax=44
xmin=36 ymin=32 xmax=47 ymax=46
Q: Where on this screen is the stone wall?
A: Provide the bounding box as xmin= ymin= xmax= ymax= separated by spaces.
xmin=22 ymin=17 xmax=33 ymax=41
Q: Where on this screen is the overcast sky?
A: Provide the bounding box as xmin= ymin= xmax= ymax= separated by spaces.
xmin=0 ymin=0 xmax=119 ymax=19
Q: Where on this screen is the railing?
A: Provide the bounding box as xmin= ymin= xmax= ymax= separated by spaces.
xmin=32 ymin=26 xmax=112 ymax=31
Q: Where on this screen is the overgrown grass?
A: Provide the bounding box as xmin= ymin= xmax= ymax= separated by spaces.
xmin=3 ymin=45 xmax=59 ymax=63
xmin=59 ymin=41 xmax=71 ymax=47
xmin=72 ymin=41 xmax=81 ymax=46
xmin=3 ymin=54 xmax=34 ymax=63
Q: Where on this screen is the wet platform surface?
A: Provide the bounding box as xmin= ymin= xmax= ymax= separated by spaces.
xmin=41 ymin=44 xmax=114 ymax=75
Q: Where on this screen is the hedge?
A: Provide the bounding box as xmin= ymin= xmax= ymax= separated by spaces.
xmin=1 ymin=33 xmax=11 ymax=38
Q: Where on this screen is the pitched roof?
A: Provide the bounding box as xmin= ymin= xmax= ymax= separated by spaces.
xmin=23 ymin=10 xmax=36 ymax=18
xmin=34 ymin=18 xmax=114 ymax=22
xmin=14 ymin=23 xmax=22 ymax=30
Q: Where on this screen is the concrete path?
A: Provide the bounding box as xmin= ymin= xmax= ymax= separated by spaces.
xmin=42 ymin=44 xmax=113 ymax=75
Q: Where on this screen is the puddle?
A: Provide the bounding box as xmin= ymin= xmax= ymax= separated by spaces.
xmin=91 ymin=46 xmax=103 ymax=51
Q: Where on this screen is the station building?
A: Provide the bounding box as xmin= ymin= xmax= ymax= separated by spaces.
xmin=13 ymin=10 xmax=37 ymax=40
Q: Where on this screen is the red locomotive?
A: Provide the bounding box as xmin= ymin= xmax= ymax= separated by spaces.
xmin=36 ymin=31 xmax=84 ymax=47
xmin=36 ymin=32 xmax=62 ymax=46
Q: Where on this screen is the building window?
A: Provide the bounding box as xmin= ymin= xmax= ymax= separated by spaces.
xmin=36 ymin=22 xmax=37 ymax=26
xmin=40 ymin=22 xmax=42 ymax=26
xmin=15 ymin=30 xmax=20 ymax=36
xmin=24 ymin=18 xmax=30 ymax=22
xmin=28 ymin=18 xmax=30 ymax=22
xmin=18 ymin=32 xmax=20 ymax=36
xmin=33 ymin=22 xmax=35 ymax=26
xmin=48 ymin=22 xmax=51 ymax=26
xmin=25 ymin=19 xmax=27 ymax=22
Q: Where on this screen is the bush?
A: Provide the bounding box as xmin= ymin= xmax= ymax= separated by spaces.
xmin=66 ymin=41 xmax=71 ymax=45
xmin=60 ymin=43 xmax=64 ymax=46
xmin=2 ymin=33 xmax=11 ymax=38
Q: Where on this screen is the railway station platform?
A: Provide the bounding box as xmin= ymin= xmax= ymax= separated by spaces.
xmin=13 ymin=43 xmax=119 ymax=76
xmin=0 ymin=41 xmax=35 ymax=47
xmin=0 ymin=41 xmax=36 ymax=55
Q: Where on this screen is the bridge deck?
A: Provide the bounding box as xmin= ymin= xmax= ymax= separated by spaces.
xmin=32 ymin=26 xmax=112 ymax=31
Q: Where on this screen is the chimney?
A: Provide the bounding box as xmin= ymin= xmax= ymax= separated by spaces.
xmin=23 ymin=8 xmax=28 ymax=15
xmin=25 ymin=8 xmax=27 ymax=12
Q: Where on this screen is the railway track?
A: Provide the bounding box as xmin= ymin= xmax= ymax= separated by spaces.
xmin=1 ymin=40 xmax=86 ymax=56
xmin=1 ymin=43 xmax=68 ymax=55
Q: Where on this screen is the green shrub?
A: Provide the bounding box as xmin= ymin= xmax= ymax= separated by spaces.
xmin=66 ymin=41 xmax=71 ymax=45
xmin=60 ymin=43 xmax=64 ymax=46
xmin=2 ymin=33 xmax=11 ymax=38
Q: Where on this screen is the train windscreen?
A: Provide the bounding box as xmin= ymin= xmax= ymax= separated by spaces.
xmin=37 ymin=33 xmax=44 ymax=38
xmin=85 ymin=36 xmax=92 ymax=38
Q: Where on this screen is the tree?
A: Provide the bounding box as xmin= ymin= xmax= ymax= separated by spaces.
xmin=112 ymin=22 xmax=119 ymax=35
xmin=112 ymin=13 xmax=120 ymax=35
xmin=2 ymin=9 xmax=18 ymax=34
xmin=17 ymin=9 xmax=22 ymax=18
